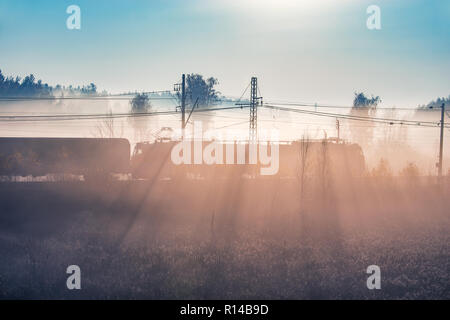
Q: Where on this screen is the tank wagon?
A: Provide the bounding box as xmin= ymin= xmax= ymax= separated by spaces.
xmin=0 ymin=137 xmax=130 ymax=181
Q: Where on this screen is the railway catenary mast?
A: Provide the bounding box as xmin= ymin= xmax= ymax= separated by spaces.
xmin=236 ymin=77 xmax=263 ymax=142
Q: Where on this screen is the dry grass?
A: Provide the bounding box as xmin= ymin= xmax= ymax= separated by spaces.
xmin=0 ymin=177 xmax=449 ymax=299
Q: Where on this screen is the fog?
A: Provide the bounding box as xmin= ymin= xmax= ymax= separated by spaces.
xmin=1 ymin=99 xmax=449 ymax=299
xmin=0 ymin=100 xmax=448 ymax=175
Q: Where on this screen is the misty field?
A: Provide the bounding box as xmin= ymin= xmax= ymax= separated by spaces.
xmin=0 ymin=178 xmax=449 ymax=299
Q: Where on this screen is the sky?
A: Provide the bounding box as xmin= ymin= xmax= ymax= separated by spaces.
xmin=0 ymin=0 xmax=449 ymax=107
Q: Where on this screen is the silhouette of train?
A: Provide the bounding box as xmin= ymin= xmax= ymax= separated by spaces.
xmin=131 ymin=138 xmax=366 ymax=181
xmin=0 ymin=137 xmax=365 ymax=181
xmin=0 ymin=138 xmax=130 ymax=181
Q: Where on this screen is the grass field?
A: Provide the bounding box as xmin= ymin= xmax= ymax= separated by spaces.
xmin=0 ymin=178 xmax=449 ymax=299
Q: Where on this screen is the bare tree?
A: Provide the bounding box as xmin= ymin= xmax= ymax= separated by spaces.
xmin=371 ymin=158 xmax=393 ymax=177
xmin=381 ymin=107 xmax=407 ymax=146
xmin=92 ymin=110 xmax=123 ymax=138
xmin=319 ymin=138 xmax=330 ymax=195
xmin=299 ymin=134 xmax=311 ymax=202
xmin=400 ymin=162 xmax=420 ymax=177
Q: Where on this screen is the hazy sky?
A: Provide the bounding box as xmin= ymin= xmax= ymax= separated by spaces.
xmin=1 ymin=0 xmax=449 ymax=107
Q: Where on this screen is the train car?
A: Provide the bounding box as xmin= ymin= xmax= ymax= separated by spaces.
xmin=0 ymin=137 xmax=130 ymax=181
xmin=274 ymin=140 xmax=366 ymax=179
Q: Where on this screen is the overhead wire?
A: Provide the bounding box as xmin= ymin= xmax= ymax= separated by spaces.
xmin=262 ymin=104 xmax=449 ymax=128
xmin=0 ymin=105 xmax=251 ymax=123
xmin=265 ymin=100 xmax=439 ymax=111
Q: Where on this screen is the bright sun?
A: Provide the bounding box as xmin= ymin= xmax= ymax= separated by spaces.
xmin=230 ymin=0 xmax=335 ymax=12
xmin=258 ymin=0 xmax=299 ymax=7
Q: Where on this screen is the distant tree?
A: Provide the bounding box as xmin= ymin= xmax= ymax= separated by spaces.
xmin=400 ymin=162 xmax=420 ymax=177
xmin=418 ymin=95 xmax=450 ymax=110
xmin=353 ymin=92 xmax=381 ymax=108
xmin=371 ymin=158 xmax=393 ymax=177
xmin=0 ymin=70 xmax=53 ymax=97
xmin=348 ymin=92 xmax=381 ymax=146
xmin=81 ymin=83 xmax=97 ymax=96
xmin=130 ymin=93 xmax=151 ymax=113
xmin=180 ymin=74 xmax=220 ymax=108
xmin=0 ymin=69 xmax=103 ymax=98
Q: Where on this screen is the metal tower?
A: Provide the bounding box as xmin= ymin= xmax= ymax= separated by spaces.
xmin=235 ymin=77 xmax=263 ymax=142
xmin=249 ymin=77 xmax=262 ymax=141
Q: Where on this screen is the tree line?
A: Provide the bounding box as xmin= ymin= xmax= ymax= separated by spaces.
xmin=0 ymin=69 xmax=101 ymax=97
xmin=418 ymin=95 xmax=450 ymax=110
xmin=0 ymin=69 xmax=224 ymax=119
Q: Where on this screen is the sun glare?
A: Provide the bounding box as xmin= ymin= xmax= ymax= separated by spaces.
xmin=238 ymin=0 xmax=334 ymax=10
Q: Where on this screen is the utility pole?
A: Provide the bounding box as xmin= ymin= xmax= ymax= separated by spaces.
xmin=174 ymin=74 xmax=187 ymax=131
xmin=336 ymin=118 xmax=340 ymax=142
xmin=181 ymin=74 xmax=186 ymax=129
xmin=438 ymin=103 xmax=445 ymax=177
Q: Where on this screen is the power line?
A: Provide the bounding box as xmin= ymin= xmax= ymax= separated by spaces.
xmin=263 ymin=104 xmax=443 ymax=126
xmin=0 ymin=96 xmax=239 ymax=107
xmin=235 ymin=82 xmax=251 ymax=104
xmin=0 ymin=90 xmax=175 ymax=100
xmin=0 ymin=96 xmax=176 ymax=101
xmin=1 ymin=102 xmax=446 ymax=130
xmin=265 ymin=101 xmax=437 ymax=111
xmin=213 ymin=120 xmax=250 ymax=130
xmin=0 ymin=105 xmax=251 ymax=123
xmin=262 ymin=104 xmax=449 ymax=128
xmin=111 ymin=90 xmax=174 ymax=96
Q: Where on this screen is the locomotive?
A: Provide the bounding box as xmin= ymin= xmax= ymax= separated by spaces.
xmin=131 ymin=138 xmax=366 ymax=181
